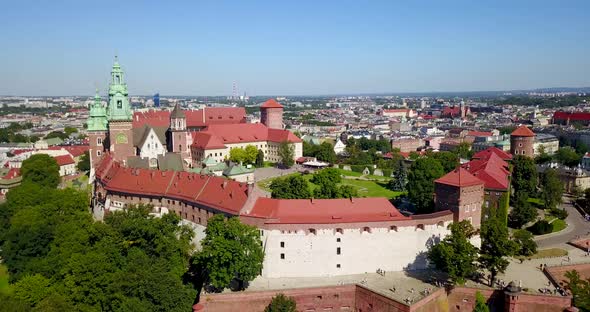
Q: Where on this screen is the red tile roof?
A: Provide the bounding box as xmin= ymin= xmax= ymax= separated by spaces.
xmin=191 ymin=123 xmax=301 ymax=150
xmin=472 ymin=147 xmax=513 ymax=161
xmin=260 ymin=99 xmax=284 ymax=109
xmin=435 ymin=167 xmax=484 ymax=187
xmin=244 ymin=197 xmax=409 ymax=224
xmin=462 ymin=153 xmax=510 ymax=190
xmin=54 ymin=154 xmax=75 ymax=166
xmin=442 ymin=106 xmax=461 ymax=117
xmin=511 ymin=125 xmax=535 ymax=137
xmin=553 ymin=111 xmax=590 ymax=122
xmin=191 ymin=132 xmax=226 ymax=149
xmin=95 ymin=154 xmax=250 ymax=215
xmin=1 ymin=168 xmax=20 ymax=180
xmin=133 ymin=107 xmax=246 ymax=128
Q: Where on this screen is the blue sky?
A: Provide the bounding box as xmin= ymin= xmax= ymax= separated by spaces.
xmin=1 ymin=0 xmax=589 ymax=96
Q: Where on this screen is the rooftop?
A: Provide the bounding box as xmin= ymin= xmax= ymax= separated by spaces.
xmin=435 ymin=167 xmax=484 ymax=188
xmin=511 ymin=125 xmax=535 ymax=137
xmin=260 ymin=99 xmax=284 ymax=109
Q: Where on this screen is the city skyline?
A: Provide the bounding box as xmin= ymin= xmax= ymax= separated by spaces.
xmin=1 ymin=0 xmax=589 ymax=96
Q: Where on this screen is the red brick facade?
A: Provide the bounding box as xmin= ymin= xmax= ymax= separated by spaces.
xmin=261 ymin=107 xmax=283 ymax=130
xmin=108 ymin=121 xmax=134 ymax=164
xmin=88 ymin=131 xmax=107 ymax=169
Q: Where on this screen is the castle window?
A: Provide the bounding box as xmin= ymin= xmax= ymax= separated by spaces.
xmin=465 ymin=205 xmax=469 ymax=212
xmin=336 ymin=238 xmax=341 ymax=242
xmin=362 ymin=227 xmax=371 ymax=233
xmin=336 ymin=264 xmax=341 ymax=269
xmin=97 ymin=150 xmax=101 ymax=156
xmin=416 ymin=224 xmax=425 ymax=231
xmin=335 ymin=228 xmax=343 ymax=234
xmin=390 ymin=226 xmax=397 ymax=232
xmin=280 ymin=242 xmax=285 ymax=248
xmin=309 ymin=229 xmax=316 ymax=235
xmin=437 ymin=221 xmax=444 ymax=227
xmin=280 ymin=253 xmax=285 ymax=260
xmin=337 ymin=247 xmax=341 ymax=255
xmin=97 ymin=137 xmax=102 ymax=145
xmin=467 ymin=217 xmax=473 ymax=224
xmin=117 ymin=100 xmax=122 ymax=109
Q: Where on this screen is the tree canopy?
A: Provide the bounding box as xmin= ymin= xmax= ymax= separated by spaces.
xmin=479 ymin=212 xmax=517 ymax=286
xmin=194 ymin=215 xmax=264 ymax=290
xmin=511 ymin=155 xmax=538 ymax=197
xmin=473 ymin=291 xmax=490 ymax=312
xmin=407 ymin=157 xmax=445 ymax=213
xmin=427 ymin=220 xmax=478 ymax=285
xmin=77 ymin=150 xmax=90 ymax=172
xmin=555 ymin=147 xmax=581 ymax=167
xmin=432 ymin=151 xmax=459 ymax=173
xmin=540 ymin=168 xmax=563 ymax=209
xmin=264 ymin=293 xmax=297 ymax=312
xmin=508 ymin=194 xmax=537 ymax=229
xmin=270 ymin=175 xmax=312 ymax=199
xmin=20 ymin=154 xmax=60 ymax=188
xmin=278 ymin=141 xmax=295 ymax=168
xmin=566 ymin=270 xmax=590 ymax=311
xmin=229 ymin=145 xmax=258 ymax=164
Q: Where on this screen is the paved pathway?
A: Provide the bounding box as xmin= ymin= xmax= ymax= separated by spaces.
xmin=535 ymin=195 xmax=590 ymax=249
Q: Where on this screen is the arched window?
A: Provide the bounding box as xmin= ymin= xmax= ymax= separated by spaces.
xmin=308 ymin=229 xmax=316 ymax=235
xmin=362 ymin=227 xmax=371 ymax=233
xmin=437 ymin=221 xmax=444 ymax=228
xmin=390 ymin=226 xmax=398 ymax=232
xmin=416 ymin=224 xmax=425 ymax=231
xmin=335 ymin=228 xmax=343 ymax=234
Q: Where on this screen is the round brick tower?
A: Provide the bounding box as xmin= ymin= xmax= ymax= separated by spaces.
xmin=510 ymin=125 xmax=535 ymax=157
xmin=260 ymin=99 xmax=284 ymax=129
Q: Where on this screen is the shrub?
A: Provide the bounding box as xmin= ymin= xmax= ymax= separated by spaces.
xmin=381 ymin=169 xmax=392 ymax=178
xmin=529 ymin=220 xmax=553 ymax=235
xmin=350 ymin=165 xmax=365 ymax=173
xmin=550 ymin=208 xmax=568 ymax=220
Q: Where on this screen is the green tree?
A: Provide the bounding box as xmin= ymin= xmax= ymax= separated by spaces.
xmin=278 ymin=141 xmax=295 ymax=168
xmin=508 ymin=194 xmax=538 ymax=228
xmin=540 ymin=168 xmax=563 ymax=209
xmin=270 ymin=175 xmax=311 ymax=199
xmin=195 ymin=215 xmax=264 ymax=290
xmin=77 ymin=150 xmax=90 ymax=172
xmin=454 ymin=142 xmax=473 ymax=159
xmin=555 ymin=147 xmax=581 ymax=167
xmin=256 ymin=150 xmax=265 ymax=167
xmin=479 ymin=213 xmax=518 ymax=286
xmin=535 ymin=145 xmax=552 ymax=164
xmin=427 ymin=220 xmax=478 ymax=285
xmin=473 ymin=291 xmax=489 ymax=312
xmin=407 ymin=157 xmax=445 ymax=213
xmin=565 ymin=270 xmax=590 ymax=311
xmin=45 ymin=131 xmax=67 ymax=140
xmin=511 ymin=155 xmax=538 ymax=196
xmin=20 ymin=154 xmax=60 ymax=188
xmin=512 ymin=229 xmax=537 ymax=257
xmin=388 ymin=160 xmax=408 ymax=191
xmin=13 ymin=274 xmax=52 ymax=306
xmin=315 ymin=142 xmax=336 ymax=163
xmin=229 ymin=147 xmax=247 ymax=164
xmin=64 ymin=127 xmax=78 ymax=136
xmin=310 ymin=168 xmax=341 ymax=186
xmin=244 ymin=145 xmax=259 ymax=164
xmin=433 ymin=151 xmax=460 ymax=172
xmin=265 ymin=293 xmax=297 ymax=312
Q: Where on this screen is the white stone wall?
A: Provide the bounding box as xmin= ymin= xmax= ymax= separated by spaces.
xmin=194 ymin=141 xmax=303 ymax=165
xmin=59 ymin=163 xmax=76 ymax=176
xmin=260 ymin=222 xmax=463 ymax=278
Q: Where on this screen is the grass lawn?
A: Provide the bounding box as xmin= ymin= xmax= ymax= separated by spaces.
xmin=257 ymin=171 xmax=403 ymax=199
xmin=543 ymin=214 xmax=568 ymax=233
xmin=518 ymin=248 xmax=568 ymax=260
xmin=65 ymin=174 xmax=89 ymax=191
xmin=0 ymin=264 xmax=11 ymax=295
xmin=527 ymin=197 xmax=544 ymax=209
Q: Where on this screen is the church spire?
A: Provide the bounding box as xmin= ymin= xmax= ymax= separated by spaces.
xmin=107 ymin=56 xmax=132 ymax=121
xmin=87 ymin=89 xmax=108 ymax=131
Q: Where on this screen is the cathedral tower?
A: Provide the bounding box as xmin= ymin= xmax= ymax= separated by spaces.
xmin=170 ymin=103 xmax=190 ymax=161
xmin=87 ymin=89 xmax=108 ymax=177
xmin=106 ymin=56 xmax=134 ymax=164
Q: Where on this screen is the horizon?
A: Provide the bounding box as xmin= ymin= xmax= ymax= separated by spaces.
xmin=1 ymin=0 xmax=589 ymax=96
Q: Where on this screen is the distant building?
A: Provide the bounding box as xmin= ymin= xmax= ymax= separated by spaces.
xmin=153 ymin=93 xmax=160 ymax=107
xmin=552 ymin=111 xmax=590 ymax=126
xmin=333 ymin=139 xmax=346 ymax=155
xmin=391 ymin=138 xmax=423 ymax=153
xmin=534 ymin=133 xmax=559 ymax=155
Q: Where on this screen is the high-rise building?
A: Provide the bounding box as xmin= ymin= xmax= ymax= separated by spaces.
xmin=153 ymin=93 xmax=160 ymax=107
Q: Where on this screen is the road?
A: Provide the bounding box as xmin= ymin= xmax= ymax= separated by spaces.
xmin=535 ymin=195 xmax=590 ymax=248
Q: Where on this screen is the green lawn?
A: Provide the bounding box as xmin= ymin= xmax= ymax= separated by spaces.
xmin=0 ymin=264 xmax=11 ymax=295
xmin=65 ymin=174 xmax=89 ymax=191
xmin=550 ymin=219 xmax=567 ymax=232
xmin=527 ymin=197 xmax=544 ymax=209
xmin=257 ymin=171 xmax=403 ymax=199
xmin=517 ymin=248 xmax=568 ymax=260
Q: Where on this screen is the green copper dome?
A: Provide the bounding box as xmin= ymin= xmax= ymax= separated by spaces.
xmin=107 ymin=56 xmax=132 ymax=121
xmin=87 ymin=89 xmax=108 ymax=131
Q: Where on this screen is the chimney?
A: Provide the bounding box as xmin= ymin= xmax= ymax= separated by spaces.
xmin=310 ymin=197 xmax=314 ymax=204
xmin=202 ymin=107 xmax=205 ymax=123
xmin=222 ymin=181 xmax=228 ymax=189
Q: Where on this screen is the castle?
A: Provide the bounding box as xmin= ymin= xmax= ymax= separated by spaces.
xmin=89 ymin=57 xmax=485 ymax=279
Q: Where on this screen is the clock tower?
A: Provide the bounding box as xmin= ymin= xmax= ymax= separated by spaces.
xmin=106 ymin=56 xmax=134 ymax=164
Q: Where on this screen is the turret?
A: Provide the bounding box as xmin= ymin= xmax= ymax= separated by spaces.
xmin=260 ymin=99 xmax=284 ymax=129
